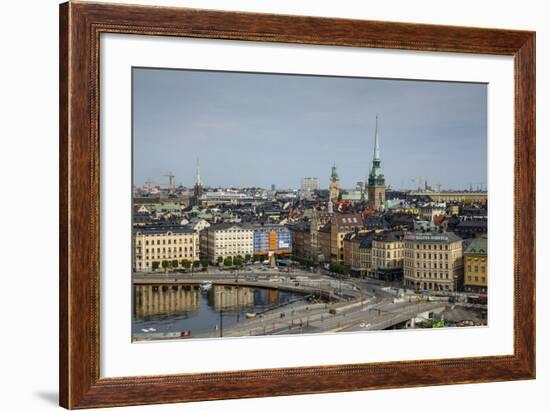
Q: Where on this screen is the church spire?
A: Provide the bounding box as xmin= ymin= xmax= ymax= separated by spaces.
xmin=373 ymin=115 xmax=380 ymax=161
xmin=195 ymin=157 xmax=201 ymax=186
xmin=367 ymin=115 xmax=386 ymax=210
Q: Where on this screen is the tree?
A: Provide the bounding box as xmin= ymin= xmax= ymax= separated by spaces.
xmin=171 ymin=260 xmax=179 ymax=268
xmin=224 ymin=256 xmax=233 ymax=267
xmin=152 ymin=261 xmax=160 ymax=271
xmin=245 ymin=254 xmax=251 ymax=263
xmin=329 ymin=262 xmax=350 ymax=276
xmin=254 ymin=254 xmax=266 ymax=262
xmin=217 ymin=256 xmax=223 ymax=265
xmin=200 ymin=259 xmax=209 ymax=269
xmin=234 ymin=255 xmax=243 ymax=266
xmin=161 ymin=260 xmax=170 ymax=272
xmin=180 ymin=259 xmax=191 ymax=269
xmin=193 ymin=260 xmax=201 ymax=269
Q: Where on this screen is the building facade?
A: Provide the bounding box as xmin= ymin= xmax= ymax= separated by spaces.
xmin=204 ymin=223 xmax=254 ymax=263
xmin=318 ymin=223 xmax=332 ymax=262
xmin=343 ymin=231 xmax=375 ymax=276
xmin=370 ymin=231 xmax=405 ymax=281
xmin=253 ymin=224 xmax=292 ymax=256
xmin=301 ymin=177 xmax=320 ymax=192
xmin=403 ymin=231 xmax=464 ymax=292
xmin=419 ymin=204 xmax=446 ymax=222
xmin=330 ymin=213 xmax=365 ymax=262
xmin=133 ymin=225 xmax=199 ymax=272
xmin=367 ymin=116 xmax=386 ymax=210
xmin=463 ymin=238 xmax=488 ymax=293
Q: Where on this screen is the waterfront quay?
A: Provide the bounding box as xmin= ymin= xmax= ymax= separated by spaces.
xmin=132 ymin=267 xmax=485 ymax=341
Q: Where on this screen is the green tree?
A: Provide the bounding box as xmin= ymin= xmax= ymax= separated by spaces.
xmin=180 ymin=259 xmax=191 ymax=269
xmin=217 ymin=256 xmax=223 ymax=265
xmin=152 ymin=261 xmax=160 ymax=271
xmin=245 ymin=254 xmax=251 ymax=263
xmin=171 ymin=260 xmax=179 ymax=268
xmin=329 ymin=262 xmax=350 ymax=276
xmin=200 ymin=259 xmax=209 ymax=269
xmin=161 ymin=260 xmax=170 ymax=272
xmin=224 ymin=256 xmax=233 ymax=267
xmin=254 ymin=254 xmax=266 ymax=262
xmin=234 ymin=255 xmax=243 ymax=266
xmin=193 ymin=260 xmax=201 ymax=269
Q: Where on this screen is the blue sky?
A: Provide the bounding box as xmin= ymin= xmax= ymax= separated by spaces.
xmin=133 ymin=68 xmax=487 ymax=190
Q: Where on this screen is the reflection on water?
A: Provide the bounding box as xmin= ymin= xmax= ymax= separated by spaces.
xmin=133 ymin=284 xmax=302 ymax=336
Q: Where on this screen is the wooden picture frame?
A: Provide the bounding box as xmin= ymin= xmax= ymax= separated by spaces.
xmin=59 ymin=1 xmax=535 ymax=408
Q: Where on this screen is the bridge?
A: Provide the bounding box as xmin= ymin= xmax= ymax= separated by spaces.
xmin=133 ymin=273 xmax=360 ymax=301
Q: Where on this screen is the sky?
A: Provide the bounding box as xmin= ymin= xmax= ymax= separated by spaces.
xmin=133 ymin=67 xmax=487 ymax=191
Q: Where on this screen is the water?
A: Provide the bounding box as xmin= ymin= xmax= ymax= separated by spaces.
xmin=133 ymin=284 xmax=304 ymax=337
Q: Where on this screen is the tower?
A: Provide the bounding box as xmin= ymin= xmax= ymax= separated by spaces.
xmin=367 ymin=116 xmax=386 ymax=210
xmin=193 ymin=158 xmax=203 ymax=202
xmin=329 ymin=163 xmax=340 ymax=204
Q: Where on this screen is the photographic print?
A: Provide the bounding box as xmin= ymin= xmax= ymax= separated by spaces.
xmin=132 ymin=68 xmax=488 ymax=342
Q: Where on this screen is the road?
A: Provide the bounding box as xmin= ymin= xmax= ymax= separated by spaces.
xmin=133 ymin=268 xmax=480 ymax=339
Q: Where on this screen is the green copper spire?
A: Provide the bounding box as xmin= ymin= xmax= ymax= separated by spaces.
xmin=368 ymin=115 xmax=385 ymax=187
xmin=373 ymin=115 xmax=380 ymax=161
xmin=331 ymin=163 xmax=339 ymax=180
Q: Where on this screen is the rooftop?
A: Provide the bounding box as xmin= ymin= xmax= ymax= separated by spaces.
xmin=464 ymin=238 xmax=488 ymax=255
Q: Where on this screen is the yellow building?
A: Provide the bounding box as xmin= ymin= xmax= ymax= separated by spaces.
xmin=134 ymin=226 xmax=199 ymax=272
xmin=403 ymin=231 xmax=464 ymax=292
xmin=318 ymin=224 xmax=332 ymax=263
xmin=343 ymin=232 xmax=375 ymax=276
xmin=329 ymin=213 xmax=365 ymax=262
xmin=464 ymin=238 xmax=488 ymax=293
xmin=410 ymin=191 xmax=487 ymax=203
xmin=370 ymin=231 xmax=404 ymax=281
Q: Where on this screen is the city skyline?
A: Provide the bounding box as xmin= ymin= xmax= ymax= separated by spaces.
xmin=133 ymin=68 xmax=487 ymax=190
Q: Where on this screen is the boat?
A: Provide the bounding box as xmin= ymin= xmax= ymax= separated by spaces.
xmin=199 ymin=280 xmax=212 ymax=292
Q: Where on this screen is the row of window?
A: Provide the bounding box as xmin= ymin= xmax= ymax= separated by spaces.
xmin=404 ymin=269 xmax=450 ymax=280
xmin=137 ymin=237 xmax=195 ymax=246
xmin=373 ymin=259 xmax=402 ymax=268
xmin=136 ymin=247 xmax=194 ymax=253
xmin=405 ymin=243 xmax=451 ymax=250
xmin=405 ymin=261 xmax=450 ymax=269
xmin=466 ymin=275 xmax=487 ymax=283
xmin=467 ymin=265 xmax=486 ymax=273
xmin=404 ymin=252 xmax=450 ymax=260
xmin=373 ymin=242 xmax=403 ymax=249
xmin=137 ymin=254 xmax=195 ymax=261
xmin=405 ymin=280 xmax=452 ymax=291
xmin=372 ymin=249 xmax=403 ymax=259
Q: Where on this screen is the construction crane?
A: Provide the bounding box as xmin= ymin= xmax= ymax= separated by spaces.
xmin=413 ymin=176 xmax=424 ymax=191
xmin=469 ymin=182 xmax=486 ymax=191
xmin=163 ymin=172 xmax=175 ymax=194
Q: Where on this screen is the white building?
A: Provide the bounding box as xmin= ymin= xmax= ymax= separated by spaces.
xmin=133 ymin=226 xmax=199 ymax=272
xmin=419 ymin=204 xmax=446 ymax=222
xmin=205 ymin=223 xmax=254 ymax=263
xmin=301 ymin=177 xmax=320 ymax=192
